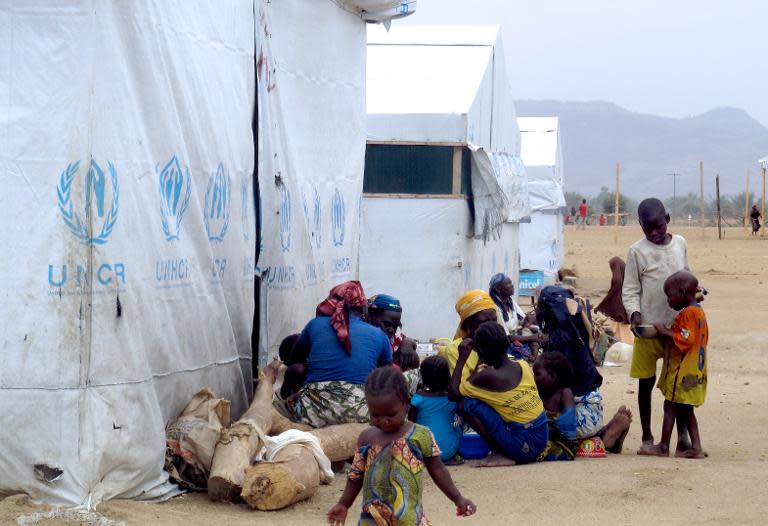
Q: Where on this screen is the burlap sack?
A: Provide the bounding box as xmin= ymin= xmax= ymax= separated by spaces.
xmin=165 ymin=388 xmax=231 ymax=490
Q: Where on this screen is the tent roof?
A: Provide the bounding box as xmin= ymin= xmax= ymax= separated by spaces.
xmin=367 ymin=25 xmax=498 ymax=117
xmin=518 ymin=117 xmax=559 ymax=167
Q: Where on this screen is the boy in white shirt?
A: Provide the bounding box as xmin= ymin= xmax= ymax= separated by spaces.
xmin=622 ymin=198 xmax=691 ymax=453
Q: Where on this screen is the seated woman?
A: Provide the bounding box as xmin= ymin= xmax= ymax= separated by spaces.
xmin=448 ymin=321 xmax=549 ymax=466
xmin=366 ymin=294 xmax=420 ymax=372
xmin=439 ymin=290 xmax=499 ymax=384
xmin=489 ymin=273 xmax=544 ymax=362
xmin=367 ymin=293 xmax=421 ymax=393
xmin=288 ymin=281 xmax=392 ymax=427
xmin=536 ymin=285 xmax=632 ymax=453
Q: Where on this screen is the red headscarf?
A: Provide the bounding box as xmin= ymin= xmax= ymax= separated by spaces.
xmin=316 ymin=281 xmax=367 ymax=354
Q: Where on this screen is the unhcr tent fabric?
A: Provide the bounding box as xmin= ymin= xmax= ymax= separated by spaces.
xmin=518 ymin=117 xmax=566 ymax=211
xmin=517 ymin=117 xmax=566 ymax=279
xmin=255 ymin=0 xmax=367 ymax=365
xmin=0 ymin=0 xmax=257 ymax=506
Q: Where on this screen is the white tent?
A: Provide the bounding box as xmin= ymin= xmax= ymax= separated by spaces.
xmin=360 ymin=26 xmax=529 ymax=341
xmin=0 ymin=0 xmax=410 ymax=507
xmin=517 ymin=117 xmax=566 ymax=281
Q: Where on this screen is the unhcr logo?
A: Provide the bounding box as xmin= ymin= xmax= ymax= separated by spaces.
xmin=302 ymin=187 xmax=322 ymax=249
xmin=331 ymin=188 xmax=345 ymax=247
xmin=204 ymin=163 xmax=231 ymax=243
xmin=56 ymin=160 xmax=119 ymax=245
xmin=157 ymin=155 xmax=191 ymax=241
xmin=279 ymin=186 xmax=291 ymax=252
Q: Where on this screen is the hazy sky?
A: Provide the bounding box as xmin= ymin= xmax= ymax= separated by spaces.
xmin=402 ymin=0 xmax=768 ymax=126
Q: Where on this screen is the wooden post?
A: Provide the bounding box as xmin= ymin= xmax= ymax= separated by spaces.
xmin=614 ymin=162 xmax=620 ymax=243
xmin=451 ymin=146 xmax=462 ymax=195
xmin=716 ymin=175 xmax=722 ymax=240
xmin=699 ymin=161 xmax=705 ymax=237
xmin=745 ymin=169 xmax=750 ymax=230
xmin=762 ymin=166 xmax=766 ymax=238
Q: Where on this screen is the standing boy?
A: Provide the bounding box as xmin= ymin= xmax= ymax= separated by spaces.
xmin=622 ymin=198 xmax=691 ymax=452
xmin=639 ymin=270 xmax=708 ymax=458
xmin=578 ymin=199 xmax=588 ymax=230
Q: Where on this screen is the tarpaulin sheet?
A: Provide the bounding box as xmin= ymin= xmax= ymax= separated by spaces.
xmin=519 ymin=212 xmax=564 ymax=279
xmin=471 ymin=148 xmax=531 ymax=231
xmin=528 ymin=179 xmax=566 ymax=212
xmin=255 ymin=0 xmax=367 ymax=364
xmin=0 ymin=0 xmax=255 ymax=506
xmin=360 ymin=197 xmax=519 ymax=341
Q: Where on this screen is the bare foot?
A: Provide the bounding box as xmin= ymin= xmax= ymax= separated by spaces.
xmin=675 ymin=448 xmax=708 ymax=459
xmin=475 ymin=453 xmax=516 ymax=468
xmin=637 ymin=443 xmax=670 ymax=457
xmin=675 ymin=438 xmax=693 ymax=453
xmin=617 ymin=405 xmax=633 ymax=422
xmin=602 ymin=412 xmax=631 ymax=450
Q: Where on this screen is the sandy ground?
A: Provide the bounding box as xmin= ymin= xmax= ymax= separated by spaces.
xmin=3 ymin=225 xmax=767 ymax=525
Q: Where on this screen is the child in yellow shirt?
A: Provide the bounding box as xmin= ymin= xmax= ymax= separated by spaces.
xmin=639 ymin=270 xmax=708 ymax=458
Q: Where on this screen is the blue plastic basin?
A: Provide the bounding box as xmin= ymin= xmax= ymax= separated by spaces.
xmin=459 ymin=432 xmax=491 ymax=459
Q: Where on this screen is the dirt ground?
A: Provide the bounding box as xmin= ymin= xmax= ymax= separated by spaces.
xmin=3 ymin=225 xmax=767 ymax=525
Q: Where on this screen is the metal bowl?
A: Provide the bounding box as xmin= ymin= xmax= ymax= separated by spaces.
xmin=633 ymin=324 xmax=658 ymax=338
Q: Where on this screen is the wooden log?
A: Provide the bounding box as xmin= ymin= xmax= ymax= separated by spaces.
xmin=240 ymin=423 xmax=368 ymax=510
xmin=241 ymin=444 xmax=320 ymax=510
xmin=311 ymin=423 xmax=367 ymax=462
xmin=207 ymin=363 xmax=277 ymax=502
xmin=269 ymin=407 xmax=313 ymax=435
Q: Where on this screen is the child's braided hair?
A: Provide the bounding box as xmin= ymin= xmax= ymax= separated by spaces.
xmin=364 ymin=366 xmax=410 ymax=404
xmin=420 ymin=355 xmax=450 ymax=392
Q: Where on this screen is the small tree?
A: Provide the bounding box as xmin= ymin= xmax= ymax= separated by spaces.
xmin=595 ymin=186 xmax=634 ymax=215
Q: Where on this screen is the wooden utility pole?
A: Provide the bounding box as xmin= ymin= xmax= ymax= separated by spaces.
xmin=716 ymin=175 xmax=722 ymax=240
xmin=614 ymin=162 xmax=620 ymax=243
xmin=699 ymin=161 xmax=705 ymax=237
xmin=745 ymin=169 xmax=750 ymax=230
xmin=762 ymin=165 xmax=766 ymax=238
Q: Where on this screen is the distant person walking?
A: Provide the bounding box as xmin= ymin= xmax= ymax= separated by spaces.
xmin=577 ymin=199 xmax=588 ymax=230
xmin=599 ymin=213 xmax=607 ymax=226
xmin=749 ymin=205 xmax=761 ymax=235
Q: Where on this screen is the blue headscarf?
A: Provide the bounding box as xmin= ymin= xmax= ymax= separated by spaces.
xmin=489 ymin=273 xmax=523 ymax=323
xmin=368 ymin=294 xmax=402 ymax=313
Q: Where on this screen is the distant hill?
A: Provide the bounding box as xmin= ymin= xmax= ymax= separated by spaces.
xmin=515 ymin=100 xmax=768 ymax=198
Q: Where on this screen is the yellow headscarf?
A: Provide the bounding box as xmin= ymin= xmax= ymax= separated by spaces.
xmin=454 ymin=290 xmax=498 ymax=339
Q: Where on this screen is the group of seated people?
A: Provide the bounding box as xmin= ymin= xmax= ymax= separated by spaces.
xmin=275 ymin=275 xmax=632 ymax=466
